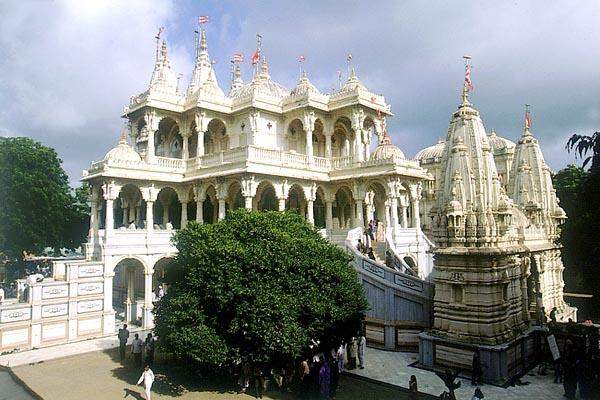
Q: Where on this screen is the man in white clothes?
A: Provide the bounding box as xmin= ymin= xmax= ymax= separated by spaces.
xmin=357 ymin=333 xmax=366 ymax=369
xmin=137 ymin=365 xmax=155 ymax=400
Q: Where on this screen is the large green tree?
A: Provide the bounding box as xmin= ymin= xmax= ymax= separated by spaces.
xmin=153 ymin=209 xmax=368 ymax=367
xmin=0 ymin=137 xmax=89 ymax=259
xmin=558 ymin=131 xmax=600 ymax=315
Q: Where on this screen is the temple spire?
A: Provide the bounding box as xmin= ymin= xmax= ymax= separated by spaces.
xmin=188 ymin=26 xmax=219 ymax=95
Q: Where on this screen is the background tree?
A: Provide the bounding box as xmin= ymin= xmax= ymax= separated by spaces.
xmin=0 ymin=137 xmax=89 ymax=259
xmin=558 ymin=131 xmax=600 ymax=318
xmin=153 ymin=209 xmax=368 ymax=367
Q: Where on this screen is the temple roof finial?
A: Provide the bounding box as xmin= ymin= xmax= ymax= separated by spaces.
xmin=200 ymin=28 xmax=208 ymax=51
xmin=523 ymin=104 xmax=532 ymax=136
xmin=461 ymin=55 xmax=473 ymax=106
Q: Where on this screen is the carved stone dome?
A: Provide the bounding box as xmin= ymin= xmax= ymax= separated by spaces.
xmin=487 ymin=130 xmax=515 ymax=154
xmin=415 ymin=139 xmax=446 ymax=162
xmin=370 ymin=131 xmax=405 ymax=160
xmin=104 ymin=133 xmax=142 ymax=163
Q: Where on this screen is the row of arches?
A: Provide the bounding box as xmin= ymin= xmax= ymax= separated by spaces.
xmin=91 ymin=178 xmax=421 ymax=236
xmin=132 ymin=113 xmax=378 ymax=160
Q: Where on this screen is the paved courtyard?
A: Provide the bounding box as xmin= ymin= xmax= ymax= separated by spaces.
xmin=0 ymin=333 xmax=575 ymax=400
xmin=349 ymin=346 xmax=572 ymax=400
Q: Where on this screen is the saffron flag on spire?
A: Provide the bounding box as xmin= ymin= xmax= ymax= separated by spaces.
xmin=232 ymin=53 xmax=244 ymax=63
xmin=298 ymin=55 xmax=305 ymax=63
xmin=198 ymin=15 xmax=209 ymax=24
xmin=251 ymin=48 xmax=261 ymax=65
xmin=211 ymin=60 xmax=217 ymax=65
xmin=525 ymin=109 xmax=531 ymax=130
xmin=465 ymin=64 xmax=473 ymax=90
xmin=347 ymin=53 xmax=353 ymax=62
xmin=156 ymin=26 xmax=165 ymax=39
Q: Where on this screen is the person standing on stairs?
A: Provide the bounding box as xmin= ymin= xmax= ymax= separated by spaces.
xmin=376 ymin=218 xmax=384 ymax=241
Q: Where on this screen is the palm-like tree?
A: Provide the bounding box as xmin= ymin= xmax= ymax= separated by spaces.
xmin=566 ymin=131 xmax=600 ymax=171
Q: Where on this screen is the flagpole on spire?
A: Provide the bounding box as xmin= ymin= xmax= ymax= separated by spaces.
xmin=346 ymin=52 xmax=353 ymax=76
xmin=252 ymin=34 xmax=262 ymax=75
xmin=462 ymin=55 xmax=473 ymax=104
xmin=524 ymin=104 xmax=532 ymax=134
xmin=155 ymin=26 xmax=164 ymax=62
xmin=298 ymin=55 xmax=305 ymax=77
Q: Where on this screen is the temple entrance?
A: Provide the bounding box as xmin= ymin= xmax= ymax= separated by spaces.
xmin=113 ymin=258 xmax=146 ymax=326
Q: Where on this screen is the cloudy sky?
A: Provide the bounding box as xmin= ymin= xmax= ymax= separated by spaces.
xmin=2 ymin=0 xmax=599 ymax=185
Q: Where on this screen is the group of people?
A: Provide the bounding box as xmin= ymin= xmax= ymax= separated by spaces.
xmin=356 ymin=219 xmax=384 ymax=262
xmin=544 ymin=321 xmax=600 ymax=399
xmin=235 ymin=333 xmax=366 ymax=399
xmin=118 ymin=324 xmax=156 ymax=400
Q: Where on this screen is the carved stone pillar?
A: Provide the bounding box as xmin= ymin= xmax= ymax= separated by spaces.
xmin=196 ymin=199 xmax=204 ymax=223
xmin=325 ymin=133 xmax=332 ymax=158
xmin=325 ymin=201 xmax=333 ymax=229
xmin=125 ymin=267 xmax=135 ymax=323
xmin=241 ymin=176 xmax=257 ymax=211
xmin=105 ymin=199 xmax=114 ymax=238
xmin=355 ymin=199 xmax=364 ymax=228
xmin=278 ymin=197 xmax=286 ymax=211
xmin=218 ymin=198 xmax=226 ymax=220
xmin=307 ymin=200 xmax=315 ymax=225
xmin=142 ymin=272 xmax=154 ymax=329
xmin=90 ymin=198 xmax=98 ymax=239
xmin=181 ymin=201 xmax=188 ymax=228
xmin=354 ymin=129 xmax=364 ymax=163
xmin=306 ymin=129 xmax=314 ymax=165
xmin=409 ymin=183 xmax=423 ymax=229
xmin=399 ymin=197 xmax=408 ymax=228
xmin=146 ymin=201 xmax=154 ymax=233
xmin=390 ymin=197 xmax=399 ymax=230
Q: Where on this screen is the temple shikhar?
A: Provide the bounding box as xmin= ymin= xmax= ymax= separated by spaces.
xmin=0 ymin=25 xmax=575 ymax=384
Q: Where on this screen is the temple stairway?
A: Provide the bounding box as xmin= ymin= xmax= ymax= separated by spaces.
xmin=371 ymin=241 xmax=386 ymax=264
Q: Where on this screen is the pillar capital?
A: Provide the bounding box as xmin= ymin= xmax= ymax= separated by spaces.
xmin=275 ymin=180 xmax=290 ymax=200
xmin=141 ymin=185 xmax=159 ymax=203
xmin=102 ymin=181 xmax=121 ymax=201
xmin=302 ymin=182 xmax=317 ymax=202
xmin=241 ymin=175 xmax=257 ymax=198
xmin=303 ymin=110 xmax=316 ymax=132
xmin=409 ymin=182 xmax=423 ymax=201
xmin=195 ymin=110 xmax=210 ymax=133
xmin=352 ymin=181 xmax=366 ymax=202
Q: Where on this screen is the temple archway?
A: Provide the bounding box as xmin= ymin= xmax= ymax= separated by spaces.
xmin=286 ymin=119 xmax=305 ymax=154
xmin=204 ymin=119 xmax=229 ymax=155
xmin=113 ymin=257 xmax=146 ymax=326
xmin=333 ymin=186 xmax=354 ymax=229
xmin=332 ymin=117 xmax=353 ymax=157
xmin=286 ymin=184 xmax=307 ymax=216
xmin=116 ymin=184 xmax=145 ymax=229
xmin=154 ymin=187 xmax=181 ymax=229
xmin=255 ymin=181 xmax=278 ymax=211
xmin=155 ymin=118 xmax=182 ymax=158
xmin=202 ymin=185 xmax=218 ymax=224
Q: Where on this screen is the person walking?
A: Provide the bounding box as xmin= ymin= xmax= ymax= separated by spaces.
xmin=471 ymin=349 xmax=483 ymax=386
xmin=357 ymin=333 xmax=366 ymax=369
xmin=318 ymin=356 xmax=331 ymax=400
xmin=336 ymin=341 xmax=346 ymax=373
xmin=253 ymin=364 xmax=264 ymax=399
xmin=144 ymin=333 xmax=155 ymax=366
xmin=348 ymin=337 xmax=358 ymax=370
xmin=118 ymin=324 xmax=130 ymax=361
xmin=131 ymin=333 xmax=143 ymax=367
xmin=137 ymin=365 xmax=155 ymax=400
xmin=328 ymin=354 xmax=340 ymax=399
xmin=408 ymin=375 xmax=418 ymax=400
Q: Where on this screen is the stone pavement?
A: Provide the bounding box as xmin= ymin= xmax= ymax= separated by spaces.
xmin=0 ymin=331 xmax=571 ymax=400
xmin=11 ymin=348 xmax=418 ymax=400
xmin=348 ymin=346 xmax=570 ymax=400
xmin=0 ymin=326 xmax=150 ymax=368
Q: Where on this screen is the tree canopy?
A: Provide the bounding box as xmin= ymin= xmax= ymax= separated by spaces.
xmin=153 ymin=209 xmax=368 ymax=366
xmin=557 ymin=131 xmax=600 ymax=315
xmin=0 ymin=137 xmax=89 ymax=259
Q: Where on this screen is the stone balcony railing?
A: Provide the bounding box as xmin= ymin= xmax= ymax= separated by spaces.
xmin=87 ymin=145 xmax=421 ymax=177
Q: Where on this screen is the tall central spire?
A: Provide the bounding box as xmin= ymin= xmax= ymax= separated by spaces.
xmin=187 ymin=28 xmax=218 ymax=95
